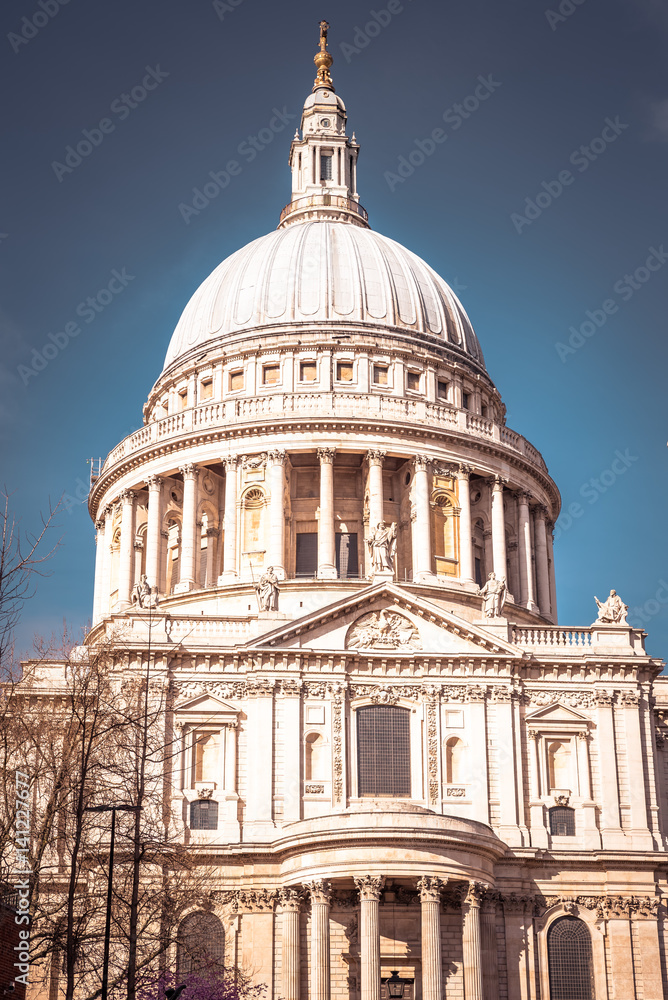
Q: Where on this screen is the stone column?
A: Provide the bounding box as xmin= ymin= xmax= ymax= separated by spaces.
xmin=533 ymin=505 xmax=550 ymax=617
xmin=205 ymin=527 xmax=217 ymax=586
xmin=307 ymin=880 xmax=331 ymax=1000
xmin=177 ymin=463 xmax=199 ymax=591
xmin=279 ymin=888 xmax=301 ymax=1000
xmin=101 ymin=505 xmax=113 ymax=618
xmin=221 ymin=457 xmax=238 ymax=581
xmin=490 ymin=476 xmax=508 ymax=581
xmin=317 ymin=448 xmax=337 ymax=579
xmin=595 ymin=691 xmax=624 ymax=848
xmin=118 ymin=490 xmax=136 ymax=608
xmin=458 ymin=464 xmax=474 ymax=583
xmin=481 ymin=892 xmax=500 ymax=1000
xmin=462 ymin=882 xmax=484 ymax=1000
xmin=620 ymin=691 xmax=654 ymax=847
xmin=516 ymin=492 xmax=537 ymax=611
xmin=92 ymin=516 xmax=106 ymax=624
xmin=546 ymin=520 xmax=558 ymax=621
xmin=412 ymin=456 xmax=432 ymax=581
xmin=417 ymin=877 xmax=443 ymax=1000
xmin=145 ymin=475 xmax=163 ymax=593
xmin=366 ymin=450 xmax=385 ymax=535
xmin=268 ymin=450 xmax=287 ymax=579
xmin=354 ymin=876 xmax=384 ymax=1000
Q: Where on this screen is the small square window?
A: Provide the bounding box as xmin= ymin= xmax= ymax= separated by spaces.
xmin=481 ymin=403 xmax=488 ymax=418
xmin=437 ymin=380 xmax=449 ymax=400
xmin=406 ymin=371 xmax=420 ymax=392
xmin=300 ymin=361 xmax=317 ymax=382
xmin=462 ymin=392 xmax=471 ymax=410
xmin=373 ymin=365 xmax=389 ymax=386
xmin=263 ymin=364 xmax=280 ymax=386
xmin=178 ymin=389 xmax=188 ymax=410
xmin=320 ymin=154 xmax=333 ymax=180
xmin=336 ymin=361 xmax=354 ymax=382
xmin=200 ymin=379 xmax=213 ymax=400
xmin=229 ymin=370 xmax=244 ymax=392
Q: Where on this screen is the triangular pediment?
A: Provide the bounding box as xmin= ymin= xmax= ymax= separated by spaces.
xmin=248 ymin=584 xmax=522 ymax=657
xmin=525 ymin=702 xmax=591 ymax=724
xmin=176 ymin=693 xmax=238 ymax=716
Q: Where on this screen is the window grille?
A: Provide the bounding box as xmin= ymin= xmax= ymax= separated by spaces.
xmin=177 ymin=911 xmax=225 ymax=975
xmin=190 ymin=799 xmax=218 ymax=830
xmin=336 ymin=533 xmax=359 ymax=578
xmin=547 ymin=917 xmax=594 ymax=999
xmin=296 ymin=532 xmax=318 ymax=577
xmin=320 ymin=154 xmax=333 ymax=180
xmin=550 ymin=806 xmax=576 ymax=836
xmin=357 ymin=705 xmax=411 ymax=797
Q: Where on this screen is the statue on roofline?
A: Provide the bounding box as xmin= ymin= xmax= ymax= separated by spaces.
xmin=594 ymin=589 xmax=628 ymax=625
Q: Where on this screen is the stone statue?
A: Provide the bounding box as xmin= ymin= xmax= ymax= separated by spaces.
xmin=131 ymin=574 xmax=159 ymax=609
xmin=257 ymin=567 xmax=279 ymax=611
xmin=594 ymin=589 xmax=628 ymax=625
xmin=479 ymin=572 xmax=507 ymax=618
xmin=367 ymin=521 xmax=397 ymax=573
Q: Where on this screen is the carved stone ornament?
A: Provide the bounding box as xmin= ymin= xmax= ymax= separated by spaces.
xmin=305 ymin=783 xmax=325 ymax=794
xmin=332 ymin=697 xmax=343 ymax=804
xmin=354 ymin=875 xmax=385 ymax=901
xmin=197 ymin=786 xmax=214 ymax=799
xmin=463 ymin=881 xmax=487 ymax=907
xmin=594 ymin=589 xmax=628 ymax=625
xmin=231 ymin=889 xmax=279 ymax=913
xmin=351 ymin=684 xmax=422 ymax=705
xmin=172 ymin=680 xmax=246 ymax=701
xmin=417 ymin=876 xmax=445 ymax=903
xmin=346 ymin=610 xmax=421 ymax=651
xmin=554 ymin=794 xmax=570 ymax=807
xmin=278 ymin=888 xmax=302 ymax=912
xmin=243 ymin=454 xmax=267 ymax=470
xmin=305 ymin=880 xmax=331 ymax=905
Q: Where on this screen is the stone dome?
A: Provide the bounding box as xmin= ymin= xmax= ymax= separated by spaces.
xmin=162 ymin=221 xmax=485 ymax=374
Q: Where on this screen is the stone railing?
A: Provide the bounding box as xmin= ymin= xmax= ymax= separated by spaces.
xmin=101 ymin=394 xmax=548 ymax=474
xmin=512 ymin=626 xmax=593 ymax=649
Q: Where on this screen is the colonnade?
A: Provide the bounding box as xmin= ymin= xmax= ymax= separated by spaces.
xmin=277 ymin=877 xmax=492 ymax=1000
xmin=92 ymin=450 xmax=555 ymax=622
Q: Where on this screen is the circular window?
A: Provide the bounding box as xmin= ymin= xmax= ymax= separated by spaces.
xmin=470 ymin=489 xmax=482 ymax=505
xmin=321 ymin=118 xmax=331 ymax=127
xmin=405 ymin=472 xmax=411 ymax=486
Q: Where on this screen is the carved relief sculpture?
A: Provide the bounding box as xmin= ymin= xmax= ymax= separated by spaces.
xmin=594 ymin=589 xmax=628 ymax=624
xmin=346 ymin=610 xmax=421 ymax=650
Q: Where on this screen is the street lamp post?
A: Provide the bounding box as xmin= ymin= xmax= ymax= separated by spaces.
xmin=84 ymin=803 xmax=140 ymax=1000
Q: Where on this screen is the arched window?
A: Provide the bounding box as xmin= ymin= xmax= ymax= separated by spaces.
xmin=547 ymin=917 xmax=594 ymax=999
xmin=357 ymin=705 xmax=411 ymax=797
xmin=431 ymin=492 xmax=458 ymax=578
xmin=190 ymin=799 xmax=219 ymax=830
xmin=549 ymin=806 xmax=576 ymax=837
xmin=473 ymin=517 xmax=486 ymax=587
xmin=177 ymin=911 xmax=225 ymax=976
xmin=547 ymin=740 xmax=572 ymax=791
xmin=444 ymin=736 xmax=466 ymax=784
xmin=242 ymin=488 xmax=265 ymax=560
xmin=305 ymin=732 xmax=327 ymax=781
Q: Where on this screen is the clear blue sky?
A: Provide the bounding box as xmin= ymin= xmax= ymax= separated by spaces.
xmin=1 ymin=0 xmax=667 ymax=661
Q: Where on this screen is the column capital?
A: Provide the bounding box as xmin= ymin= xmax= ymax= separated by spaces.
xmin=223 ymin=455 xmax=239 ymax=471
xmin=463 ymin=881 xmax=487 ymax=908
xmin=278 ymin=887 xmax=303 ymax=913
xmin=514 ymin=489 xmax=532 ymax=505
xmin=492 ymin=475 xmax=508 ymax=491
xmin=120 ymin=489 xmax=136 ymax=504
xmin=268 ymin=449 xmax=287 ymax=465
xmin=481 ymin=890 xmax=500 ymax=915
xmin=317 ymin=448 xmax=336 ymax=464
xmin=366 ymin=449 xmax=386 ymax=466
xmin=305 ymin=879 xmax=331 ymax=905
xmin=458 ymin=463 xmax=473 ymax=479
xmin=95 ymin=518 xmax=105 ymax=532
xmin=179 ymin=463 xmax=199 ymax=479
xmin=417 ymin=876 xmax=445 ymax=903
xmin=534 ymin=502 xmax=548 ymax=520
xmin=146 ymin=475 xmax=163 ymax=490
xmin=354 ymin=875 xmax=385 ymax=901
xmin=413 ymin=456 xmax=431 ymax=472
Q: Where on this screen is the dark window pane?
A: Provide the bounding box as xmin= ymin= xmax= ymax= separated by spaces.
xmin=548 ymin=917 xmax=594 ymax=1000
xmin=177 ymin=912 xmax=224 ymax=976
xmin=321 ymin=155 xmax=333 ymax=180
xmin=357 ymin=705 xmax=411 ymax=797
xmin=296 ymin=532 xmax=317 ymax=577
xmin=550 ymin=807 xmax=576 ymax=836
xmin=474 ymin=557 xmax=483 ymax=587
xmin=190 ymin=799 xmax=218 ymax=830
xmin=336 ymin=533 xmax=358 ymax=578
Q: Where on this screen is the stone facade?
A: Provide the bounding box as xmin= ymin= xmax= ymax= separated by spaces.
xmin=22 ymin=27 xmax=668 ymax=1000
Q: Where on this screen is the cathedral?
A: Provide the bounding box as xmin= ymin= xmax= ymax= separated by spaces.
xmin=30 ymin=23 xmax=668 ymax=1000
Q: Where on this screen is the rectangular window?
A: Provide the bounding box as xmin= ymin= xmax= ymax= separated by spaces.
xmin=300 ymin=361 xmax=318 ymax=382
xmin=263 ymin=364 xmax=280 ymax=386
xmin=200 ymin=379 xmax=213 ymax=400
xmin=373 ymin=365 xmax=389 ymax=386
xmin=178 ymin=389 xmax=188 ymax=410
xmin=320 ymin=154 xmax=333 ymax=180
xmin=357 ymin=705 xmax=411 ymax=797
xmin=336 ymin=361 xmax=354 ymax=382
xmin=295 ymin=532 xmax=318 ymax=577
xmin=229 ymin=370 xmax=244 ymax=391
xmin=406 ymin=371 xmax=420 ymax=392
xmin=335 ymin=533 xmax=359 ymax=579
xmin=437 ymin=380 xmax=449 ymax=400
xmin=481 ymin=403 xmax=488 ymax=417
xmin=462 ymin=392 xmax=471 ymax=410
xmin=189 ymin=799 xmax=218 ymax=831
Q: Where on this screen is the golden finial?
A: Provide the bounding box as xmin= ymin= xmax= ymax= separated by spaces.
xmin=313 ymin=19 xmax=335 ymax=91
